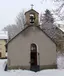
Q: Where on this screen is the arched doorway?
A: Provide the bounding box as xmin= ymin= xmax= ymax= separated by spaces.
xmin=30 ymin=43 xmax=40 ymax=71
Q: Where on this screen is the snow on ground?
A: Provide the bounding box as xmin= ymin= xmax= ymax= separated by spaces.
xmin=57 ymin=52 xmax=64 ymax=69
xmin=0 ymin=59 xmax=7 ymax=71
xmin=1 ymin=54 xmax=64 ymax=76
xmin=1 ymin=69 xmax=64 ymax=76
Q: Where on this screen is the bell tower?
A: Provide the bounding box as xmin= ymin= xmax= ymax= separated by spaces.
xmin=25 ymin=5 xmax=39 ymax=26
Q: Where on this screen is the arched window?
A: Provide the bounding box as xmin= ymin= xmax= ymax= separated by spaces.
xmin=31 ymin=43 xmax=37 ymax=52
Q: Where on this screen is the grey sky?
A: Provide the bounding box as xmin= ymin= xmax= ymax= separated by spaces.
xmin=0 ymin=0 xmax=56 ymax=30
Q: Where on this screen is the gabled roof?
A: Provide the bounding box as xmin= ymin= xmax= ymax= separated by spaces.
xmin=25 ymin=9 xmax=39 ymax=15
xmin=7 ymin=25 xmax=56 ymax=45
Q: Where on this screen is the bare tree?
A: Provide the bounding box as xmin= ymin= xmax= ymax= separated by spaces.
xmin=41 ymin=0 xmax=64 ymax=21
xmin=15 ymin=10 xmax=26 ymax=31
xmin=3 ymin=24 xmax=18 ymax=40
xmin=2 ymin=10 xmax=26 ymax=40
xmin=53 ymin=0 xmax=64 ymax=21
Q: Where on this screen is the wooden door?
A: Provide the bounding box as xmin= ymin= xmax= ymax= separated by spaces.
xmin=30 ymin=43 xmax=38 ymax=71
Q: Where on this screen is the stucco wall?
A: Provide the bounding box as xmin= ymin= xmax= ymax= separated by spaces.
xmin=8 ymin=26 xmax=56 ymax=69
xmin=0 ymin=40 xmax=6 ymax=57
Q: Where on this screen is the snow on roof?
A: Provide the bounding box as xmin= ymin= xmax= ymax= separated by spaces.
xmin=59 ymin=27 xmax=64 ymax=32
xmin=54 ymin=23 xmax=64 ymax=32
xmin=58 ymin=26 xmax=64 ymax=32
xmin=0 ymin=31 xmax=8 ymax=39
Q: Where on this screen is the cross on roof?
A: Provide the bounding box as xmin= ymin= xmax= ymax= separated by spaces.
xmin=31 ymin=4 xmax=34 ymax=9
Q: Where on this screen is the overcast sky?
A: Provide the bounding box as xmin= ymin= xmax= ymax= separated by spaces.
xmin=0 ymin=0 xmax=58 ymax=30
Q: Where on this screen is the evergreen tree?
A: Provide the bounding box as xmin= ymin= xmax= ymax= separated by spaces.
xmin=44 ymin=9 xmax=54 ymax=23
xmin=40 ymin=9 xmax=54 ymax=26
xmin=40 ymin=9 xmax=56 ymax=39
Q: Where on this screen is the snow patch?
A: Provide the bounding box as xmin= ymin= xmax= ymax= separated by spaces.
xmin=0 ymin=55 xmax=64 ymax=76
xmin=0 ymin=59 xmax=7 ymax=71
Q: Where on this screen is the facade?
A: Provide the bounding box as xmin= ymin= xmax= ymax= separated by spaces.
xmin=0 ymin=40 xmax=6 ymax=58
xmin=7 ymin=8 xmax=57 ymax=71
